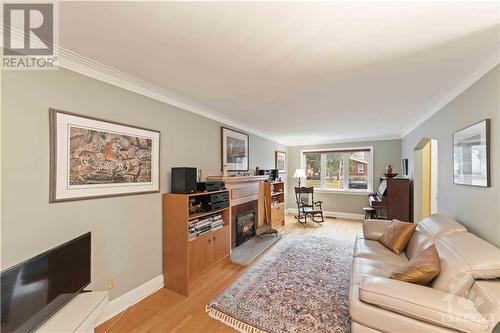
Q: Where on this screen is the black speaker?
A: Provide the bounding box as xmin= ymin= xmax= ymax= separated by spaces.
xmin=171 ymin=167 xmax=197 ymax=194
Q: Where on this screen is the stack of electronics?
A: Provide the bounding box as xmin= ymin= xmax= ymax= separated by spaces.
xmin=188 ymin=213 xmax=224 ymax=240
xmin=197 ymin=181 xmax=225 ymax=192
xmin=171 ymin=167 xmax=226 ymax=194
xmin=199 ymin=191 xmax=229 ymax=212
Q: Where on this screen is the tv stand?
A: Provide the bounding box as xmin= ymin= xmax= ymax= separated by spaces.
xmin=35 ymin=291 xmax=108 ymax=333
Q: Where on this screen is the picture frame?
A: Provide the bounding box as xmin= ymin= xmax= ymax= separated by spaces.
xmin=275 ymin=151 xmax=286 ymax=173
xmin=49 ymin=108 xmax=160 ymax=202
xmin=453 ymin=119 xmax=490 ymax=187
xmin=401 ymin=158 xmax=409 ymax=176
xmin=221 ymin=127 xmax=249 ymax=172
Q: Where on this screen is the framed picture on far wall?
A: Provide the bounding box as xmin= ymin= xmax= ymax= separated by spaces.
xmin=276 ymin=151 xmax=286 ymax=173
xmin=453 ymin=119 xmax=490 ymax=187
xmin=49 ymin=109 xmax=160 ymax=202
xmin=221 ymin=127 xmax=249 ymax=172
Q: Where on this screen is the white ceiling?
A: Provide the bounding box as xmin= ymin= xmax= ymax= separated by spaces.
xmin=59 ymin=2 xmax=500 ymax=146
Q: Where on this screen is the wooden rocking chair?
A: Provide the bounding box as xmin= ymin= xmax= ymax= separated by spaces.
xmin=294 ymin=186 xmax=324 ymax=224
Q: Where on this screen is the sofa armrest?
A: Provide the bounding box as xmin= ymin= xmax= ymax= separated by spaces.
xmin=362 ymin=220 xmax=392 ymax=240
xmin=359 ymin=277 xmax=490 ymax=333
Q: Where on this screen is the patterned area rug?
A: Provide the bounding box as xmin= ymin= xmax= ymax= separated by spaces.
xmin=206 ymin=233 xmax=354 ymax=333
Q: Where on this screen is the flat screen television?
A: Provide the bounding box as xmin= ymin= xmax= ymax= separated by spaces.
xmin=1 ymin=232 xmax=91 ymax=333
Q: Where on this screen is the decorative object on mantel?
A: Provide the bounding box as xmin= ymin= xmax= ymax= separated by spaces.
xmin=221 ymin=127 xmax=249 ymax=172
xmin=386 ymin=164 xmax=393 ymax=174
xmin=206 ymin=234 xmax=353 ymax=333
xmin=275 ymin=151 xmax=286 ymax=174
xmin=49 ymin=108 xmax=160 ymax=202
xmin=293 ymin=168 xmax=306 ymax=187
xmin=384 ymin=164 xmax=398 ymax=178
xmin=453 ymin=119 xmax=490 ymax=187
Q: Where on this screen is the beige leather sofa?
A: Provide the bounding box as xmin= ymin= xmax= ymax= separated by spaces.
xmin=349 ymin=214 xmax=500 ymax=333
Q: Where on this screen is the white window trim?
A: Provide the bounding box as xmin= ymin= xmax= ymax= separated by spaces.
xmin=301 ymin=146 xmax=374 ymax=194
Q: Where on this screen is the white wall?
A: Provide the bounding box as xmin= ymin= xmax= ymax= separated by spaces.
xmin=401 ymin=65 xmax=499 ymax=246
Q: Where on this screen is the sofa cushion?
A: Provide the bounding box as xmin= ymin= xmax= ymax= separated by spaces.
xmin=379 ymin=220 xmax=416 ymax=255
xmin=362 ymin=220 xmax=393 ymax=240
xmin=406 ymin=229 xmax=433 ymax=260
xmin=469 ymin=280 xmax=500 ymax=331
xmin=349 ymin=283 xmax=462 ymax=333
xmin=359 ymin=277 xmax=490 ymax=333
xmin=390 ymin=244 xmax=440 ymax=285
xmin=418 ymin=214 xmax=468 ymax=237
xmin=432 ymin=232 xmax=500 ymax=297
xmin=353 ymin=257 xmax=406 ymax=282
xmin=354 ymin=237 xmax=409 ymax=266
xmin=406 ymin=214 xmax=467 ymax=260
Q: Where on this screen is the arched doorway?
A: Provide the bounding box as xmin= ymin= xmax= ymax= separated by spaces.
xmin=414 ymin=138 xmax=438 ymax=222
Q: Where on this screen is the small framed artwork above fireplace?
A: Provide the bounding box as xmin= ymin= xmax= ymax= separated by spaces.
xmin=49 ymin=109 xmax=160 ymax=202
xmin=453 ymin=119 xmax=490 ymax=187
xmin=221 ymin=127 xmax=249 ymax=172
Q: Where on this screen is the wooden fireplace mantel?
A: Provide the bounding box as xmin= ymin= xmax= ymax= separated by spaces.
xmin=207 ymin=175 xmax=269 ymax=227
xmin=207 ymin=175 xmax=269 ymax=183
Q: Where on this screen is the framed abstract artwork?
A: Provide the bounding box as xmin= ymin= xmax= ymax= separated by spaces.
xmin=221 ymin=127 xmax=249 ymax=172
xmin=453 ymin=119 xmax=490 ymax=187
xmin=275 ymin=151 xmax=286 ymax=173
xmin=49 ymin=109 xmax=160 ymax=202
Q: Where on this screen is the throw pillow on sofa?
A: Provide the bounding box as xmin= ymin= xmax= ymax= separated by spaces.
xmin=379 ymin=219 xmax=416 ymax=255
xmin=390 ymin=244 xmax=441 ymax=285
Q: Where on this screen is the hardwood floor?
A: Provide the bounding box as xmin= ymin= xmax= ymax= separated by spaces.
xmin=95 ymin=215 xmax=361 ymax=333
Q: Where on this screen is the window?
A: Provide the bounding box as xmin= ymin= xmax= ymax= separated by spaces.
xmin=358 ymin=164 xmax=364 ymax=174
xmin=303 ymin=147 xmax=373 ymax=192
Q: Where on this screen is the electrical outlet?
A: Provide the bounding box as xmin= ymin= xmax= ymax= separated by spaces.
xmin=108 ymin=277 xmax=116 ymax=289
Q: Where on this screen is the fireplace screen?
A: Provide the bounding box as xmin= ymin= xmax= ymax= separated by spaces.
xmin=236 ymin=210 xmax=255 ymax=247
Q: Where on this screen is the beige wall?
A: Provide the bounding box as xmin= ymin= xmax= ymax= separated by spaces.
xmin=1 ymin=68 xmax=286 ymax=299
xmin=286 ymin=140 xmax=401 ymax=215
xmin=401 ymin=65 xmax=499 ymax=246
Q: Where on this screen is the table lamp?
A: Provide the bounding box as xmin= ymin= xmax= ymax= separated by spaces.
xmin=293 ymin=168 xmax=306 ymax=188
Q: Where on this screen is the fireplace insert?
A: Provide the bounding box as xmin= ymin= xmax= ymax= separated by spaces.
xmin=236 ymin=210 xmax=256 ymax=247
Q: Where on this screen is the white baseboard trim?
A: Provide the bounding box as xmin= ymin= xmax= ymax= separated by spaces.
xmin=287 ymin=208 xmax=364 ymax=220
xmin=94 ymin=275 xmax=163 ymax=327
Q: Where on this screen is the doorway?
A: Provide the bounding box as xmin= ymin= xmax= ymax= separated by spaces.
xmin=413 ymin=138 xmax=438 ymax=222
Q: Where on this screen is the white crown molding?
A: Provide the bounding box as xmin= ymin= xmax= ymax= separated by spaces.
xmin=3 ymin=25 xmax=498 ymax=146
xmin=1 ymin=25 xmax=285 ymax=144
xmin=286 ymin=134 xmax=402 ymax=147
xmin=401 ymin=35 xmax=500 ymax=138
xmin=59 ymin=34 xmax=498 ymax=145
xmin=56 ymin=47 xmax=286 ymax=145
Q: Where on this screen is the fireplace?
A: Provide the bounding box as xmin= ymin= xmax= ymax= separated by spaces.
xmin=231 ymin=200 xmax=259 ymax=248
xmin=236 ymin=210 xmax=256 ymax=247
